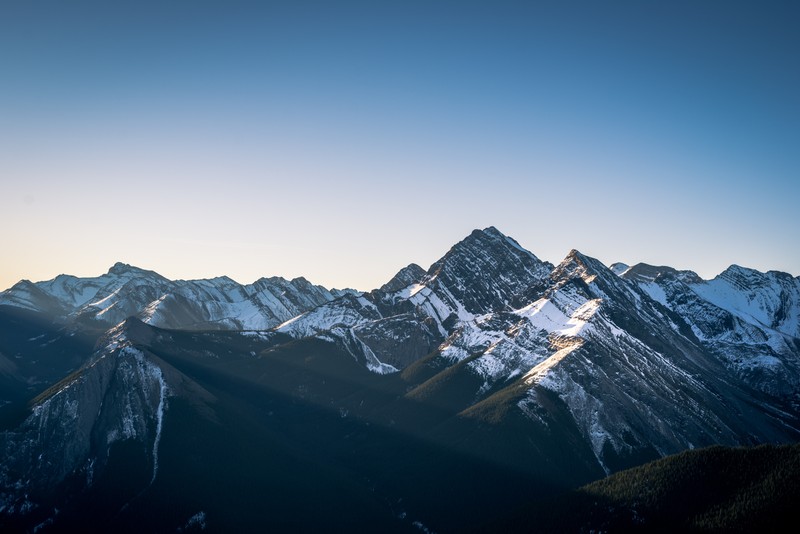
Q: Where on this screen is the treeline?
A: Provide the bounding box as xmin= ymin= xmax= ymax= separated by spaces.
xmin=496 ymin=443 xmax=800 ymax=532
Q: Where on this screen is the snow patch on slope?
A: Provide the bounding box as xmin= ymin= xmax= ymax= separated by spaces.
xmin=516 ymin=297 xmax=599 ymax=338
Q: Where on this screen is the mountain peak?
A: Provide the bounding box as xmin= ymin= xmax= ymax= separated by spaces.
xmin=423 ymin=227 xmax=552 ymax=314
xmin=432 ymin=227 xmax=547 ymax=273
xmin=560 ymin=249 xmax=596 ymax=268
xmin=551 ymin=249 xmax=616 ymax=288
xmin=380 ymin=263 xmax=426 ymax=293
xmin=106 ymin=263 xmax=172 ymax=286
xmin=623 ymin=263 xmax=679 ymax=283
xmin=107 ymin=262 xmax=149 ymax=276
xmin=475 ymin=225 xmax=503 ymax=237
xmin=609 ymin=262 xmax=631 ymax=276
xmin=719 ymin=264 xmax=760 ymax=278
xmin=451 ymin=227 xmax=542 ymax=262
xmin=714 ymin=264 xmax=769 ymax=288
xmin=624 ymin=263 xmax=703 ymax=285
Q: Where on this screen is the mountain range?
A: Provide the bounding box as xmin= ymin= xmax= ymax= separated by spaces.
xmin=1 ymin=227 xmax=798 ymax=532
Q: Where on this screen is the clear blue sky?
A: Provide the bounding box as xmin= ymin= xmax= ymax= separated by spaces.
xmin=2 ymin=0 xmax=798 ymax=290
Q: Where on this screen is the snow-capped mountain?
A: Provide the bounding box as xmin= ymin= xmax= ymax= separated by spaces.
xmin=621 ymin=262 xmax=800 ymax=397
xmin=2 ymin=226 xmax=799 ymax=531
xmin=509 ymin=251 xmax=798 ymax=470
xmin=273 ymin=228 xmax=800 ymax=472
xmin=0 ymin=262 xmax=351 ymax=331
xmin=278 ymin=227 xmax=554 ymax=370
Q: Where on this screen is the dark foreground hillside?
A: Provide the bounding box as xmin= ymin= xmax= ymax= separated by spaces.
xmin=1 ymin=322 xmax=567 ymax=533
xmin=501 ymin=443 xmax=800 ymax=533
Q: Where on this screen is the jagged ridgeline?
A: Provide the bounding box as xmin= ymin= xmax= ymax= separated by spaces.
xmin=1 ymin=227 xmax=799 ymax=532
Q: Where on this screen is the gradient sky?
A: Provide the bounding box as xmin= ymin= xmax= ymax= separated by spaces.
xmin=2 ymin=0 xmax=798 ymax=291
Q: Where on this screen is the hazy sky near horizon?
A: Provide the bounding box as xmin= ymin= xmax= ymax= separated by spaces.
xmin=2 ymin=0 xmax=798 ymax=291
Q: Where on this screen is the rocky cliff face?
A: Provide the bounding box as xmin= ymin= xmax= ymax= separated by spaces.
xmin=0 ymin=318 xmax=170 ymax=516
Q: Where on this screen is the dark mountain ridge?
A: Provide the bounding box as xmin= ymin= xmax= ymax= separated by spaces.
xmin=1 ymin=227 xmax=798 ymax=531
